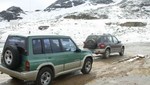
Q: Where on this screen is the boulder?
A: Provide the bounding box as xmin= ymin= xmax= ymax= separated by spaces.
xmin=0 ymin=6 xmax=24 ymax=21
xmin=120 ymin=22 xmax=147 ymax=27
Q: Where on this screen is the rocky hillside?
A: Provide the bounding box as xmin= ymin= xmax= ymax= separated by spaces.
xmin=0 ymin=6 xmax=25 ymax=21
xmin=64 ymin=0 xmax=150 ymax=19
xmin=44 ymin=0 xmax=113 ymax=11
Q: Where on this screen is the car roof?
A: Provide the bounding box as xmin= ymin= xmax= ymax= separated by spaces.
xmin=8 ymin=34 xmax=70 ymax=38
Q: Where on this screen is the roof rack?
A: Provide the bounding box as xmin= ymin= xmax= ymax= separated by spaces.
xmin=103 ymin=33 xmax=111 ymax=35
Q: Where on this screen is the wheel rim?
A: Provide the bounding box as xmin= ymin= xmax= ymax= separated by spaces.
xmin=4 ymin=50 xmax=13 ymax=65
xmin=121 ymin=48 xmax=124 ymax=54
xmin=85 ymin=61 xmax=92 ymax=72
xmin=105 ymin=50 xmax=110 ymax=58
xmin=41 ymin=72 xmax=51 ymax=85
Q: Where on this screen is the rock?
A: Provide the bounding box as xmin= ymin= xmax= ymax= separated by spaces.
xmin=91 ymin=0 xmax=113 ymax=4
xmin=44 ymin=0 xmax=113 ymax=11
xmin=120 ymin=22 xmax=147 ymax=27
xmin=0 ymin=6 xmax=24 ymax=22
xmin=140 ymin=0 xmax=150 ymax=7
xmin=99 ymin=14 xmax=108 ymax=19
xmin=131 ymin=7 xmax=140 ymax=12
xmin=7 ymin=6 xmax=25 ymax=14
xmin=35 ymin=10 xmax=41 ymax=12
xmin=38 ymin=26 xmax=49 ymax=30
xmin=44 ymin=0 xmax=84 ymax=11
xmin=64 ymin=12 xmax=108 ymax=19
xmin=64 ymin=13 xmax=99 ymax=19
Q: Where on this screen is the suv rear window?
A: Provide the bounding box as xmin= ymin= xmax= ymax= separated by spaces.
xmin=86 ymin=35 xmax=99 ymax=41
xmin=6 ymin=36 xmax=26 ymax=50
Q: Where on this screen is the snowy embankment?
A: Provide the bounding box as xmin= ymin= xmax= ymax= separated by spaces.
xmin=0 ymin=19 xmax=150 ymax=44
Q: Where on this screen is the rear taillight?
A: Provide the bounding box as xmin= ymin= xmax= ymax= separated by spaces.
xmin=98 ymin=43 xmax=105 ymax=49
xmin=25 ymin=61 xmax=30 ymax=71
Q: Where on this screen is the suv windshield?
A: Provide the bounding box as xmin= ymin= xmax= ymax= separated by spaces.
xmin=6 ymin=36 xmax=26 ymax=50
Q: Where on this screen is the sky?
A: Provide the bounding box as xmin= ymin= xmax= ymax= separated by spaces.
xmin=0 ymin=0 xmax=57 ymax=11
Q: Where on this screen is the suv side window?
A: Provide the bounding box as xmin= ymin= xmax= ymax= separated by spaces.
xmin=60 ymin=39 xmax=76 ymax=52
xmin=51 ymin=39 xmax=61 ymax=53
xmin=107 ymin=36 xmax=113 ymax=43
xmin=113 ymin=36 xmax=118 ymax=43
xmin=100 ymin=36 xmax=108 ymax=43
xmin=43 ymin=39 xmax=52 ymax=53
xmin=32 ymin=39 xmax=42 ymax=54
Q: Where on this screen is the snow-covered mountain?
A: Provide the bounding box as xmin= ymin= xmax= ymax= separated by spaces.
xmin=44 ymin=0 xmax=113 ymax=11
xmin=64 ymin=0 xmax=150 ymax=19
xmin=0 ymin=6 xmax=25 ymax=22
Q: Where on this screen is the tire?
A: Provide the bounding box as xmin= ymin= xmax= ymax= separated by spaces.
xmin=103 ymin=49 xmax=110 ymax=59
xmin=36 ymin=67 xmax=53 ymax=85
xmin=81 ymin=58 xmax=92 ymax=74
xmin=119 ymin=47 xmax=124 ymax=56
xmin=85 ymin=39 xmax=97 ymax=49
xmin=10 ymin=76 xmax=20 ymax=80
xmin=2 ymin=45 xmax=21 ymax=70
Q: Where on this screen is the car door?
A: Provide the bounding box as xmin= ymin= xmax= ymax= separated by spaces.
xmin=30 ymin=38 xmax=49 ymax=70
xmin=43 ymin=38 xmax=64 ymax=74
xmin=112 ymin=36 xmax=122 ymax=52
xmin=60 ymin=38 xmax=81 ymax=71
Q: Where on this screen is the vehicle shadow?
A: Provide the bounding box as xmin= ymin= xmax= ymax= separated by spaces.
xmin=94 ymin=53 xmax=127 ymax=64
xmin=0 ymin=71 xmax=96 ymax=85
xmin=52 ymin=71 xmax=96 ymax=85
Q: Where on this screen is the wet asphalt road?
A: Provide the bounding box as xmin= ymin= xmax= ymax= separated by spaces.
xmin=0 ymin=42 xmax=150 ymax=85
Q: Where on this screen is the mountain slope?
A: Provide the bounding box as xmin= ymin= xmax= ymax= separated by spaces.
xmin=44 ymin=0 xmax=113 ymax=11
xmin=64 ymin=0 xmax=150 ymax=19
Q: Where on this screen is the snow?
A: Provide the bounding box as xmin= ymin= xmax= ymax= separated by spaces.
xmin=0 ymin=0 xmax=150 ymax=53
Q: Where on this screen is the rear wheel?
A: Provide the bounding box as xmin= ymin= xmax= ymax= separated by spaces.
xmin=2 ymin=45 xmax=21 ymax=70
xmin=81 ymin=58 xmax=92 ymax=74
xmin=103 ymin=49 xmax=110 ymax=59
xmin=119 ymin=47 xmax=124 ymax=56
xmin=36 ymin=67 xmax=53 ymax=85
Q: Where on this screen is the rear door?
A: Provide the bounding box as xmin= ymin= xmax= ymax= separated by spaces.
xmin=60 ymin=38 xmax=81 ymax=71
xmin=29 ymin=38 xmax=49 ymax=70
xmin=107 ymin=36 xmax=116 ymax=52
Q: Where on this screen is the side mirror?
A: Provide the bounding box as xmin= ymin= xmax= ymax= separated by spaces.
xmin=118 ymin=41 xmax=121 ymax=43
xmin=75 ymin=48 xmax=81 ymax=52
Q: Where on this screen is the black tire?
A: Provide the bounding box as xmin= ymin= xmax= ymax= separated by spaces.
xmin=2 ymin=45 xmax=21 ymax=70
xmin=85 ymin=39 xmax=97 ymax=49
xmin=103 ymin=49 xmax=110 ymax=59
xmin=36 ymin=67 xmax=53 ymax=85
xmin=10 ymin=76 xmax=20 ymax=80
xmin=119 ymin=47 xmax=124 ymax=56
xmin=81 ymin=58 xmax=92 ymax=74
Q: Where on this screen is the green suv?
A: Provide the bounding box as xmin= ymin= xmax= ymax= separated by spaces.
xmin=0 ymin=35 xmax=93 ymax=85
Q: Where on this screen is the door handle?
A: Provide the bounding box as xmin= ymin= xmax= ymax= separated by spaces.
xmin=48 ymin=57 xmax=51 ymax=59
xmin=74 ymin=59 xmax=80 ymax=62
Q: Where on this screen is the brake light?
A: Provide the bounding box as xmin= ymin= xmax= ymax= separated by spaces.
xmin=25 ymin=61 xmax=30 ymax=71
xmin=98 ymin=43 xmax=105 ymax=48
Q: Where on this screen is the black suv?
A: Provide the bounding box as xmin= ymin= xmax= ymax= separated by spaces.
xmin=83 ymin=34 xmax=125 ymax=58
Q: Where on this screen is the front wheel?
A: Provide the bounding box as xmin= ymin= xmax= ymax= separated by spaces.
xmin=119 ymin=47 xmax=124 ymax=56
xmin=10 ymin=76 xmax=20 ymax=81
xmin=81 ymin=58 xmax=92 ymax=74
xmin=36 ymin=67 xmax=53 ymax=85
